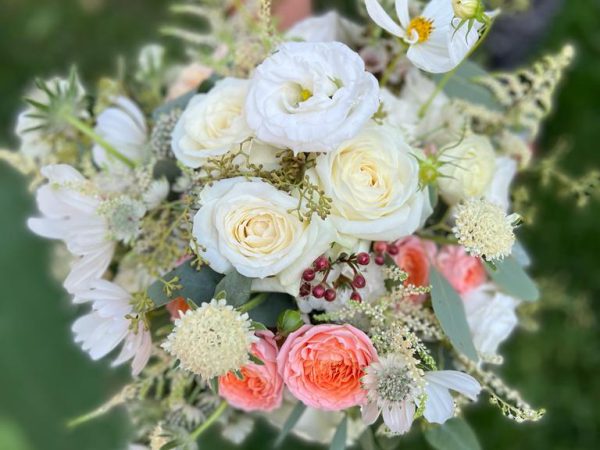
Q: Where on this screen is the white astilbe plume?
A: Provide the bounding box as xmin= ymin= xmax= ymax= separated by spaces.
xmin=453 ymin=198 xmax=520 ymax=261
xmin=162 ymin=299 xmax=258 ymax=379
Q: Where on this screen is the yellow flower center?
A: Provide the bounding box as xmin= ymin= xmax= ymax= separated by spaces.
xmin=299 ymin=88 xmax=313 ymax=102
xmin=407 ymin=17 xmax=434 ymax=43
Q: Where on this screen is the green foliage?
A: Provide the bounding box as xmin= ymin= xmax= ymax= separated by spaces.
xmin=275 ymin=402 xmax=306 ymax=447
xmin=429 ymin=267 xmax=478 ymax=361
xmin=277 ymin=309 xmax=304 ymax=336
xmin=329 ymin=416 xmax=347 ymax=450
xmin=485 ymin=256 xmax=540 ymax=301
xmin=424 ymin=418 xmax=481 ymax=450
xmin=213 ymin=271 xmax=253 ymax=307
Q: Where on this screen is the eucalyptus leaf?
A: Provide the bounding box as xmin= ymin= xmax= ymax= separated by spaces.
xmin=247 ymin=292 xmax=296 ymax=328
xmin=435 ymin=60 xmax=502 ymax=110
xmin=424 ymin=418 xmax=481 ymax=450
xmin=146 ymin=261 xmax=223 ymax=309
xmin=213 ymin=271 xmax=252 ymax=307
xmin=151 ymin=90 xmax=195 ymax=120
xmin=329 ymin=416 xmax=347 ymax=450
xmin=358 ymin=427 xmax=380 ymax=450
xmin=430 ymin=267 xmax=478 ymax=361
xmin=485 ymin=256 xmax=540 ymax=302
xmin=275 ymin=402 xmax=306 ymax=447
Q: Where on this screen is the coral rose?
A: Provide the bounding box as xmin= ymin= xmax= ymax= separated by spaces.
xmin=277 ymin=324 xmax=378 ymax=411
xmin=392 ymin=236 xmax=437 ymax=287
xmin=219 ymin=330 xmax=283 ymax=412
xmin=435 ymin=245 xmax=486 ymax=294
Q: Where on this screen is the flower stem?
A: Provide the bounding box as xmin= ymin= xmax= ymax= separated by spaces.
xmin=189 ymin=400 xmax=228 ymax=442
xmin=63 ymin=114 xmax=135 ymax=168
xmin=418 ymin=18 xmax=495 ymax=118
xmin=238 ymin=292 xmax=268 ymax=313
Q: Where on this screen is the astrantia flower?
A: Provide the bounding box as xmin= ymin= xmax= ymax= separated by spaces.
xmin=361 ymin=354 xmax=481 ymax=434
xmin=365 ymin=0 xmax=482 ymax=73
xmin=27 ymin=164 xmax=115 ymax=294
xmin=72 ymin=279 xmax=152 ymax=375
xmin=453 ymin=198 xmax=520 ymax=261
xmin=99 ymin=196 xmax=147 ymax=245
xmin=93 ymin=97 xmax=148 ymax=172
xmin=162 ymin=299 xmax=258 ymax=380
xmin=245 ymin=41 xmax=379 ymax=153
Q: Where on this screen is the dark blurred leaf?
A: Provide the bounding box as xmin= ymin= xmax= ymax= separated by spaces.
xmin=486 ymin=256 xmax=540 ymax=301
xmin=247 ymin=292 xmax=296 ymax=328
xmin=424 ymin=418 xmax=481 ymax=450
xmin=147 ymin=261 xmax=223 ymax=308
xmin=430 ymin=267 xmax=478 ymax=361
xmin=435 ymin=61 xmax=502 ymax=110
xmin=275 ymin=402 xmax=306 ymax=447
xmin=214 ymin=271 xmax=252 ymax=307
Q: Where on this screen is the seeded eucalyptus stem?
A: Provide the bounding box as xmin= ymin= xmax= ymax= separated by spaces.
xmin=418 ymin=17 xmax=495 ymax=118
xmin=238 ymin=292 xmax=268 ymax=313
xmin=189 ymin=400 xmax=228 ymax=441
xmin=63 ymin=114 xmax=136 ymax=168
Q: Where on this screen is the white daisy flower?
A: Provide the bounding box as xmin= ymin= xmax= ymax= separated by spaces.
xmin=73 ymin=279 xmax=152 ymax=375
xmin=361 ymin=354 xmax=481 ymax=434
xmin=27 ymin=164 xmax=115 ymax=295
xmin=365 ymin=0 xmax=483 ymax=73
xmin=93 ymin=97 xmax=148 ymax=172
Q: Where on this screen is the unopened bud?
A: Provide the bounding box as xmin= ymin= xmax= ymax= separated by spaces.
xmin=452 ymin=0 xmax=482 ymax=19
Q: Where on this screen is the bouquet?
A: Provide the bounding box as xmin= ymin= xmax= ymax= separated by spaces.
xmin=2 ymin=0 xmax=586 ymax=448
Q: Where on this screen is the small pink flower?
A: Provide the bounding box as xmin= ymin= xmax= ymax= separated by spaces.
xmin=278 ymin=324 xmax=378 ymax=411
xmin=219 ymin=330 xmax=283 ymax=412
xmin=393 ymin=236 xmax=437 ymax=287
xmin=167 ymin=63 xmax=213 ymax=100
xmin=435 ymin=245 xmax=487 ymax=294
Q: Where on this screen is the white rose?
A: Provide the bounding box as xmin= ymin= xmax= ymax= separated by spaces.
xmin=314 ymin=124 xmax=432 ymax=241
xmin=438 ymin=134 xmax=496 ymax=204
xmin=245 ymin=41 xmax=379 ymax=153
xmin=172 ymin=77 xmax=252 ymax=168
xmin=463 ymin=284 xmax=519 ymax=358
xmin=192 ymin=178 xmax=335 ymax=295
xmin=286 ymin=11 xmax=364 ymax=45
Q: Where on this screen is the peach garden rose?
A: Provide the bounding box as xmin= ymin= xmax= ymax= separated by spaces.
xmin=219 ymin=330 xmax=283 ymax=412
xmin=391 ymin=236 xmax=437 ymax=288
xmin=277 ymin=324 xmax=378 ymax=411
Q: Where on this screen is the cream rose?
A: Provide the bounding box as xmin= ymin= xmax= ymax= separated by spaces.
xmin=192 ymin=178 xmax=335 ymax=295
xmin=171 ymin=77 xmax=251 ymax=168
xmin=245 ymin=41 xmax=379 ymax=153
xmin=438 ymin=134 xmax=496 ymax=205
xmin=314 ymin=124 xmax=432 ymax=241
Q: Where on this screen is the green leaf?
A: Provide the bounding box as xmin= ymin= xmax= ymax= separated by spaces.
xmin=277 ymin=310 xmax=304 ymax=336
xmin=424 ymin=418 xmax=481 ymax=450
xmin=213 ymin=270 xmax=252 ymax=307
xmin=435 ymin=61 xmax=501 ymax=110
xmin=430 ymin=267 xmax=478 ymax=361
xmin=151 ymin=90 xmax=195 ymax=120
xmin=160 ymin=440 xmax=185 ymax=450
xmin=247 ymin=292 xmax=296 ymax=328
xmin=275 ymin=402 xmax=306 ymax=447
xmin=358 ymin=427 xmax=380 ymax=450
xmin=485 ymin=256 xmax=540 ymax=302
xmin=208 ymin=377 xmax=219 ymax=394
xmin=251 ymin=321 xmax=268 ymax=331
xmin=248 ymin=353 xmax=265 ymax=366
xmin=146 ymin=261 xmax=224 ymax=309
xmin=329 ymin=416 xmax=347 ymax=450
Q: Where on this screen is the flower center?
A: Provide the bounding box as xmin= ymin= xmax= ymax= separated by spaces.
xmin=299 ymin=88 xmax=313 ymax=102
xmin=377 ymin=367 xmax=413 ymax=402
xmin=407 ymin=17 xmax=434 ymax=43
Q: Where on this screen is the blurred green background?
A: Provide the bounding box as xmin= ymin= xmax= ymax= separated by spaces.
xmin=0 ymin=1 xmax=599 ymax=449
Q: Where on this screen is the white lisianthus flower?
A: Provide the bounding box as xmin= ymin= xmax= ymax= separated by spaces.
xmin=93 ymin=97 xmax=148 ymax=172
xmin=245 ymin=41 xmax=379 ymax=153
xmin=365 ymin=0 xmax=483 ymax=73
xmin=27 ymin=164 xmax=115 ymax=295
xmin=192 ymin=178 xmax=336 ymax=295
xmin=172 ymin=77 xmax=252 ymax=168
xmin=286 ymin=11 xmax=364 ymax=44
xmin=72 ymin=279 xmax=152 ymax=375
xmin=463 ymin=284 xmax=519 ymax=358
xmin=314 ymin=124 xmax=432 ymax=241
xmin=438 ymin=134 xmax=497 ymax=205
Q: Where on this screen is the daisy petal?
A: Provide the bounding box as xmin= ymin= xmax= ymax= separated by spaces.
xmin=365 ymin=0 xmax=405 ymax=37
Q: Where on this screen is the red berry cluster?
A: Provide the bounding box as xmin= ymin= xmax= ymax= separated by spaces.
xmin=299 ymin=252 xmax=371 ymax=303
xmin=373 ymin=241 xmax=399 ymax=265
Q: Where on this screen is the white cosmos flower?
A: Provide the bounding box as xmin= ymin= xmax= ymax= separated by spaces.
xmin=73 ymin=279 xmax=152 ymax=375
xmin=314 ymin=124 xmax=432 ymax=241
xmin=172 ymin=77 xmax=252 ymax=168
xmin=365 ymin=0 xmax=483 ymax=73
xmin=192 ymin=178 xmax=335 ymax=296
xmin=362 ymin=354 xmax=481 ymax=434
xmin=463 ymin=284 xmax=519 ymax=358
xmin=27 ymin=164 xmax=115 ymax=295
xmin=93 ymin=97 xmax=148 ymax=172
xmin=245 ymin=41 xmax=379 ymax=153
